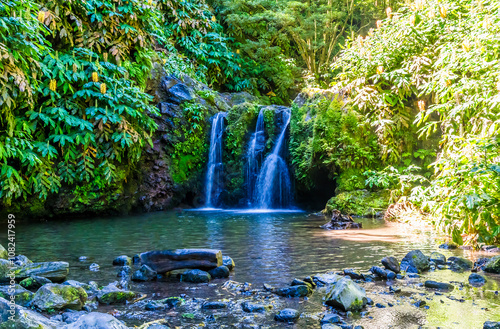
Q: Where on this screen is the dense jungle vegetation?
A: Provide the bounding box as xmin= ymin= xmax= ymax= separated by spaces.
xmin=1 ymin=0 xmax=499 ymax=246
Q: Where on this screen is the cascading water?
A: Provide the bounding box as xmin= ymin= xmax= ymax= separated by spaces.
xmin=246 ymin=109 xmax=266 ymax=205
xmin=253 ymin=110 xmax=293 ymax=209
xmin=204 ymin=112 xmax=227 ymax=208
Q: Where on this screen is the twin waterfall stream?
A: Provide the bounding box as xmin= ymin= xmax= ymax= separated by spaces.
xmin=203 ymin=109 xmax=293 ymax=210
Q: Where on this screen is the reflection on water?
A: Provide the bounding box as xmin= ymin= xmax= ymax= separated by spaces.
xmin=5 ymin=210 xmax=500 ymax=328
xmin=9 ymin=211 xmax=459 ymax=285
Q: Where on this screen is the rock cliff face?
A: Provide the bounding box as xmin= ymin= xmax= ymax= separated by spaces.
xmin=3 ymin=66 xmax=261 ymax=221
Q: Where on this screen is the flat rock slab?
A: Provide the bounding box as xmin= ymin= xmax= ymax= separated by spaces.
xmin=12 ymin=262 xmax=69 ymax=282
xmin=424 ymin=280 xmax=454 ymax=291
xmin=138 ymin=249 xmax=222 ymax=273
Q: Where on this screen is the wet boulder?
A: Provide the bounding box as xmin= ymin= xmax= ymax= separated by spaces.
xmin=321 ymin=210 xmax=362 ymax=230
xmin=180 ymin=269 xmax=211 ymax=283
xmin=424 ymin=280 xmax=454 ymax=291
xmin=401 ymin=250 xmax=430 ymax=273
xmin=32 ymin=283 xmax=87 ymax=311
xmin=325 ymin=277 xmax=368 ymax=311
xmin=63 ymin=280 xmax=99 ymax=300
xmin=222 ymin=256 xmax=235 ymax=270
xmin=448 ymin=257 xmax=473 ymax=272
xmin=343 ymin=269 xmax=363 ymax=280
xmin=241 ymin=301 xmax=266 ymax=313
xmin=429 ymin=252 xmax=446 ymax=266
xmin=469 ymin=273 xmax=486 ymax=287
xmin=313 ymin=273 xmax=341 ymax=287
xmin=112 ymin=255 xmax=131 ymax=266
xmin=439 ymin=242 xmax=458 ymax=249
xmin=381 ymin=256 xmax=400 ymax=273
xmin=321 ymin=313 xmax=341 ymax=324
xmin=292 ymin=278 xmax=314 ymax=289
xmin=370 ymin=266 xmax=396 ymax=280
xmin=20 ymin=275 xmax=52 ymax=291
xmin=145 ymin=297 xmax=184 ymax=311
xmin=132 ymin=264 xmax=157 ymax=282
xmin=61 ymin=310 xmax=86 ymax=324
xmin=208 ymin=266 xmax=230 ymax=279
xmin=97 ymin=283 xmax=136 ymax=304
xmin=117 ymin=265 xmax=132 ymax=278
xmin=11 ymin=255 xmax=32 ymax=267
xmin=484 ymin=256 xmax=500 ymax=274
xmin=62 ymin=312 xmax=128 ymax=329
xmin=0 ymin=296 xmax=62 ymax=328
xmin=484 ymin=321 xmax=500 ymax=329
xmin=11 ymin=262 xmax=69 ymax=282
xmin=0 ymin=284 xmax=33 ymax=307
xmin=275 ymin=308 xmax=301 ymax=323
xmin=274 ymin=284 xmax=311 ymax=298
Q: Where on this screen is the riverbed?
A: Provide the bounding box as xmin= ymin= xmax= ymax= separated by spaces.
xmin=7 ymin=210 xmax=500 ymax=328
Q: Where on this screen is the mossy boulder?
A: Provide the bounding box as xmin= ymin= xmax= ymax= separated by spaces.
xmin=0 ymin=296 xmax=61 ymax=328
xmin=180 ymin=269 xmax=211 ymax=283
xmin=0 ymin=284 xmax=34 ymax=307
xmin=0 ymin=245 xmax=7 ymax=260
xmin=208 ymin=266 xmax=230 ymax=279
xmin=324 ymin=189 xmax=390 ymax=217
xmin=97 ymin=284 xmax=137 ymax=305
xmin=484 ymin=256 xmax=500 ymax=274
xmin=324 ymin=277 xmax=368 ymax=311
xmin=401 ymin=250 xmax=430 ymax=274
xmin=20 ymin=276 xmax=52 ymax=291
xmin=0 ymin=259 xmax=10 ymax=282
xmin=31 ymin=283 xmax=87 ymax=311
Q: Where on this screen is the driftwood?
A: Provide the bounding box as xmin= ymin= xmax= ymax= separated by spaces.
xmin=321 ymin=210 xmax=362 ymax=230
xmin=138 ymin=249 xmax=222 ymax=273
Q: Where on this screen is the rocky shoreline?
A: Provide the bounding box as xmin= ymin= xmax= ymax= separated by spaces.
xmin=1 ymin=243 xmax=500 ymax=328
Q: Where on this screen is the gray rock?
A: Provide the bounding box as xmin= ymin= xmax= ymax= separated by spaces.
xmin=89 ymin=263 xmax=100 ymax=271
xmin=439 ymin=242 xmax=458 ymax=249
xmin=0 ymin=296 xmax=61 ymax=328
xmin=241 ymin=301 xmax=265 ymax=313
xmin=401 ymin=250 xmax=430 ymax=273
xmin=325 ymin=277 xmax=368 ymax=311
xmin=313 ymin=273 xmax=341 ymax=287
xmin=112 ymin=255 xmax=131 ymax=266
xmin=222 ymin=256 xmax=235 ymax=270
xmin=132 ymin=264 xmax=157 ymax=282
xmin=63 ymin=280 xmax=99 ymax=300
xmin=484 ymin=321 xmax=500 ymax=329
xmin=117 ymin=266 xmax=132 ymax=278
xmin=61 ymin=311 xmax=86 ymax=324
xmin=429 ymin=252 xmax=446 ymax=265
xmin=11 ymin=255 xmax=32 ymax=267
xmin=291 ymin=278 xmax=314 ymax=289
xmin=20 ymin=275 xmax=52 ymax=290
xmin=97 ymin=283 xmax=136 ymax=304
xmin=343 ymin=269 xmax=363 ymax=280
xmin=0 ymin=284 xmax=33 ymax=307
xmin=274 ymin=285 xmax=311 ymax=297
xmin=275 ymin=308 xmax=301 ymax=323
xmin=10 ymin=262 xmax=69 ymax=282
xmin=145 ymin=297 xmax=184 ymax=311
xmin=448 ymin=257 xmax=473 ymax=272
xmin=32 ymin=283 xmax=87 ymax=311
xmin=0 ymin=259 xmax=9 ymax=282
xmin=485 ymin=256 xmax=500 ymax=274
xmin=180 ymin=269 xmax=211 ymax=283
xmin=202 ymin=301 xmax=226 ymax=309
xmin=469 ymin=273 xmax=486 ymax=287
xmin=381 ymin=256 xmax=400 ymax=273
xmin=208 ymin=266 xmax=230 ymax=279
xmin=424 ymin=280 xmax=454 ymax=291
xmin=321 ymin=313 xmax=341 ymax=324
xmin=62 ymin=312 xmax=128 ymax=329
xmin=0 ymin=245 xmax=7 ymax=260
xmin=370 ymin=266 xmax=394 ymax=279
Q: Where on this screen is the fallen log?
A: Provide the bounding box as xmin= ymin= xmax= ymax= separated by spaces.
xmin=138 ymin=249 xmax=222 ymax=273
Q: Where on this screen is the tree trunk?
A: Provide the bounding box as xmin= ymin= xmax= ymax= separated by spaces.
xmin=137 ymin=249 xmax=223 ymax=273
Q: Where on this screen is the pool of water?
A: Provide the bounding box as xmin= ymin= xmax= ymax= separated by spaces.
xmin=3 ymin=210 xmax=500 ymax=328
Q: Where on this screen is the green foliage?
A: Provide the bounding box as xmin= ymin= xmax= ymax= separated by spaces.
xmin=325 ymin=189 xmax=389 ymax=216
xmin=332 ymin=0 xmax=500 ymax=244
xmin=171 ymin=102 xmax=209 ymax=184
xmin=289 ymin=95 xmax=379 ymax=191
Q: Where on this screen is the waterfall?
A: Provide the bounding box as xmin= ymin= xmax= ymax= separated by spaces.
xmin=246 ymin=109 xmax=266 ymax=205
xmin=204 ymin=112 xmax=227 ymax=208
xmin=254 ymin=110 xmax=293 ymax=209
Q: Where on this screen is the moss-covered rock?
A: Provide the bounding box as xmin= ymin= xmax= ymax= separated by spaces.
xmin=484 ymin=256 xmax=500 ymax=274
xmin=0 ymin=296 xmax=61 ymax=328
xmin=97 ymin=284 xmax=137 ymax=305
xmin=0 ymin=284 xmax=34 ymax=307
xmin=324 ymin=189 xmax=390 ymax=217
xmin=31 ymin=283 xmax=87 ymax=311
xmin=324 ymin=277 xmax=367 ymax=311
xmin=11 ymin=262 xmax=69 ymax=282
xmin=20 ymin=276 xmax=52 ymax=291
xmin=0 ymin=245 xmax=7 ymax=260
